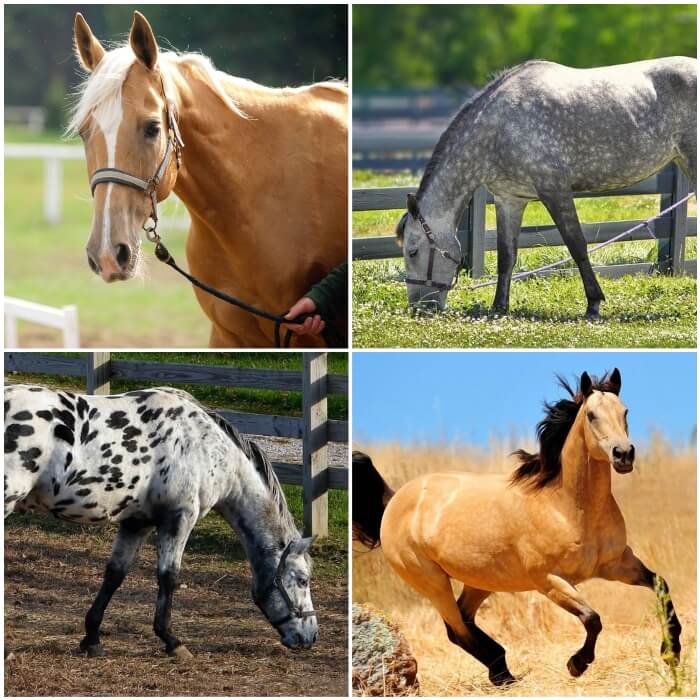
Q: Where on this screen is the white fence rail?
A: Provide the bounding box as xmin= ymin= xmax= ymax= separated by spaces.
xmin=5 ymin=143 xmax=189 ymax=228
xmin=4 ymin=297 xmax=79 ymax=348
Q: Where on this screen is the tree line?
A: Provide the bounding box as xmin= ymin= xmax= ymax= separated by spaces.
xmin=353 ymin=4 xmax=696 ymax=89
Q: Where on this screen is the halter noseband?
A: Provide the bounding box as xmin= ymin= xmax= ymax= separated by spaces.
xmin=256 ymin=541 xmax=316 ymax=628
xmin=405 ymin=209 xmax=463 ymax=291
xmin=89 ymin=74 xmax=185 ymax=243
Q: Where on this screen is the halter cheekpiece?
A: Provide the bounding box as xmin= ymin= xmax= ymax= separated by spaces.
xmin=405 ymin=209 xmax=463 ymax=291
xmin=89 ymin=74 xmax=184 ymax=243
xmin=257 ymin=541 xmax=316 ymax=628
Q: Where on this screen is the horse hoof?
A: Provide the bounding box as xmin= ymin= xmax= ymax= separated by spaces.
xmin=81 ymin=644 xmax=107 ymax=658
xmin=567 ymin=655 xmax=588 ymax=677
xmin=169 ymin=645 xmax=193 ymax=663
xmin=489 ymin=670 xmax=516 ymax=686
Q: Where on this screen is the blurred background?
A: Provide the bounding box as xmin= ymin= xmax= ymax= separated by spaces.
xmin=353 ymin=351 xmax=697 ymax=695
xmin=4 ymin=4 xmax=348 ymax=348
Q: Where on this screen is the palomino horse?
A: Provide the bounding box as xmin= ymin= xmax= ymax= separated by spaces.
xmin=396 ymin=58 xmax=697 ymax=317
xmin=69 ymin=12 xmax=347 ymax=347
xmin=353 ymin=369 xmax=681 ymax=685
xmin=5 ymin=384 xmax=317 ymax=659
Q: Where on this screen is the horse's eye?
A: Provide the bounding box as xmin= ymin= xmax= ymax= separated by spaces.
xmin=298 ymin=576 xmax=309 ymax=588
xmin=144 ymin=122 xmax=160 ymax=139
xmin=587 ymin=411 xmax=596 ymax=421
xmin=407 ymin=246 xmax=418 ymax=258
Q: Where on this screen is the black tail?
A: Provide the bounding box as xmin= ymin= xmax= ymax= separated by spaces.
xmin=352 ymin=451 xmax=392 ymax=548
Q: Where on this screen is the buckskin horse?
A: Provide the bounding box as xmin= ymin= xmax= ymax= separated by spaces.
xmin=396 ymin=58 xmax=697 ymax=317
xmin=5 ymin=384 xmax=317 ymax=659
xmin=70 ymin=12 xmax=347 ymax=347
xmin=353 ymin=369 xmax=681 ymax=685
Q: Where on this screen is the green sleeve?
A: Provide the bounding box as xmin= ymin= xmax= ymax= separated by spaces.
xmin=305 ymin=262 xmax=348 ymax=320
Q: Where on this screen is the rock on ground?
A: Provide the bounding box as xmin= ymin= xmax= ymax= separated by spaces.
xmin=352 ymin=603 xmax=419 ymax=696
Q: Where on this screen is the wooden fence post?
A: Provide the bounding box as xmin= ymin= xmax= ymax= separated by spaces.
xmin=86 ymin=352 xmax=111 ymax=395
xmin=658 ymin=165 xmax=690 ymax=275
xmin=302 ymin=352 xmax=329 ymax=538
xmin=464 ymin=186 xmax=487 ymax=278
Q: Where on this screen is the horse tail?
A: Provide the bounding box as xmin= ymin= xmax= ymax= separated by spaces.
xmin=352 ymin=451 xmax=393 ymax=549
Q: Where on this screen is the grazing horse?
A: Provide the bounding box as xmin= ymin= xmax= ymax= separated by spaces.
xmin=353 ymin=369 xmax=682 ymax=685
xmin=396 ymin=58 xmax=697 ymax=317
xmin=69 ymin=12 xmax=347 ymax=347
xmin=4 ymin=384 xmax=317 ymax=659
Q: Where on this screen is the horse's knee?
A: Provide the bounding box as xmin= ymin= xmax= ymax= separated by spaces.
xmin=584 ymin=610 xmax=602 ymax=637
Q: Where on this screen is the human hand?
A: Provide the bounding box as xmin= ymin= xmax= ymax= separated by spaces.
xmin=284 ymin=297 xmax=325 ymax=336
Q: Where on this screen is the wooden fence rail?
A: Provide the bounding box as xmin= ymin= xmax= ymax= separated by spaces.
xmin=353 ymin=163 xmax=696 ymax=278
xmin=4 ymin=352 xmax=348 ymax=537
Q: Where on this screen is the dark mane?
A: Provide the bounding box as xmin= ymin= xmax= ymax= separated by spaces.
xmin=206 ymin=410 xmax=298 ymax=537
xmin=417 ymin=61 xmax=545 ymax=200
xmin=510 ymin=371 xmax=620 ymax=491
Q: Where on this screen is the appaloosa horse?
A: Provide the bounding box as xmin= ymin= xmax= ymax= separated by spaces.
xmin=5 ymin=384 xmax=317 ymax=659
xmin=354 ymin=370 xmax=681 ymax=685
xmin=397 ymin=58 xmax=697 ymax=317
xmin=69 ymin=12 xmax=347 ymax=347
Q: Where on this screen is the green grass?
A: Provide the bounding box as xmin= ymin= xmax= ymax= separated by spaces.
xmin=6 ymin=351 xmax=348 ymax=420
xmin=352 ymin=170 xmax=697 ymax=348
xmin=5 ymin=127 xmax=213 ymax=347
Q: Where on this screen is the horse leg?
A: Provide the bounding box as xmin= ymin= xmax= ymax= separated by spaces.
xmin=408 ymin=565 xmax=514 ymax=685
xmin=598 ymin=546 xmax=681 ymax=665
xmin=540 ymin=574 xmax=602 ymax=677
xmin=79 ymin=518 xmax=153 ymax=657
xmin=537 ymin=189 xmax=605 ymax=319
xmin=153 ymin=509 xmax=197 ymax=661
xmin=492 ymin=197 xmax=527 ymax=313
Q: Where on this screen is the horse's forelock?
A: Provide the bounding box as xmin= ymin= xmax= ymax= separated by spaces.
xmin=396 ymin=212 xmax=408 ymax=244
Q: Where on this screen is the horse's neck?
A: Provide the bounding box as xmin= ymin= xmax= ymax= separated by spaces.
xmin=215 ymin=449 xmax=294 ymax=583
xmin=559 ymin=411 xmax=612 ymax=523
xmin=417 ymin=124 xmax=488 ymax=229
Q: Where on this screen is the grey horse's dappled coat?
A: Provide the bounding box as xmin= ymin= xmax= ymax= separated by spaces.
xmin=5 ymin=384 xmax=317 ymax=657
xmin=397 ymin=58 xmax=697 ymax=317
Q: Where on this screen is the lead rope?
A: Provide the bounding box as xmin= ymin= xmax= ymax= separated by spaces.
xmin=153 ymin=242 xmax=342 ymax=348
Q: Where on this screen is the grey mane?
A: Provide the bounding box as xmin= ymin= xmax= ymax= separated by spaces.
xmin=205 ymin=409 xmax=299 ymax=539
xmin=417 ymin=60 xmax=546 ymax=199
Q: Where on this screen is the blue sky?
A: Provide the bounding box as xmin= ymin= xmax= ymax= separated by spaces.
xmin=353 ymin=351 xmax=697 ymax=448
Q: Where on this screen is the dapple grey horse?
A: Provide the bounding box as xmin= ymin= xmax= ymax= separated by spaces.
xmin=397 ymin=58 xmax=697 ymax=318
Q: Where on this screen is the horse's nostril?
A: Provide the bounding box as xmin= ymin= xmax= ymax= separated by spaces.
xmin=628 ymin=445 xmax=635 ymax=461
xmin=115 ymin=243 xmax=131 ymax=268
xmin=87 ymin=253 xmax=100 ymax=275
xmin=613 ymin=446 xmax=623 ymax=459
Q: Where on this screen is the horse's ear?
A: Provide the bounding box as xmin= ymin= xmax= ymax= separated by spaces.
xmin=580 ymin=371 xmax=593 ymax=398
xmin=609 ymin=368 xmax=622 ymax=395
xmin=406 ymin=193 xmax=419 ymax=219
xmin=74 ymin=13 xmax=105 ymax=73
xmin=129 ymin=11 xmax=158 ymax=71
xmin=289 ymin=537 xmax=316 ymax=555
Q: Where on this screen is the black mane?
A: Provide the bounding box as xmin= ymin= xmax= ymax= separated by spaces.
xmin=510 ymin=371 xmax=620 ymax=491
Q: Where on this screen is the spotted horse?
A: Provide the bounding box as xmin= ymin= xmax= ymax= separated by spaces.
xmin=4 ymin=383 xmax=317 ymax=660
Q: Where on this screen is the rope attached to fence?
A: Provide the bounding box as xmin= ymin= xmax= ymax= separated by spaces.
xmin=468 ymin=192 xmax=695 ymax=290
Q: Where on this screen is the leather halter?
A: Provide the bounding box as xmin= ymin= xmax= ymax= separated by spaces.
xmin=89 ymin=74 xmax=184 ymax=242
xmin=405 ymin=209 xmax=463 ymax=290
xmin=256 ymin=541 xmax=316 ymax=628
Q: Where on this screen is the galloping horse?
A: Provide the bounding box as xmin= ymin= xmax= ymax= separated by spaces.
xmin=353 ymin=369 xmax=681 ymax=685
xmin=396 ymin=58 xmax=697 ymax=317
xmin=5 ymin=384 xmax=317 ymax=659
xmin=70 ymin=12 xmax=347 ymax=347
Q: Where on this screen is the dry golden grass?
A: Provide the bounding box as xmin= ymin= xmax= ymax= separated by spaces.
xmin=353 ymin=438 xmax=696 ymax=696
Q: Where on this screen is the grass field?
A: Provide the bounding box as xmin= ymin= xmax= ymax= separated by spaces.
xmin=5 ymin=351 xmax=349 ymax=696
xmin=352 ymin=171 xmax=697 ymax=348
xmin=352 ymin=439 xmax=696 ymax=696
xmin=5 ymin=127 xmax=210 ymax=347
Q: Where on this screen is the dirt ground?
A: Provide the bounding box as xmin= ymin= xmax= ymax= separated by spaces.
xmin=5 ymin=519 xmax=348 ymax=697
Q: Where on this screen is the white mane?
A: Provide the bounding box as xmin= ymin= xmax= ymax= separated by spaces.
xmin=66 ymin=42 xmax=246 ymax=136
